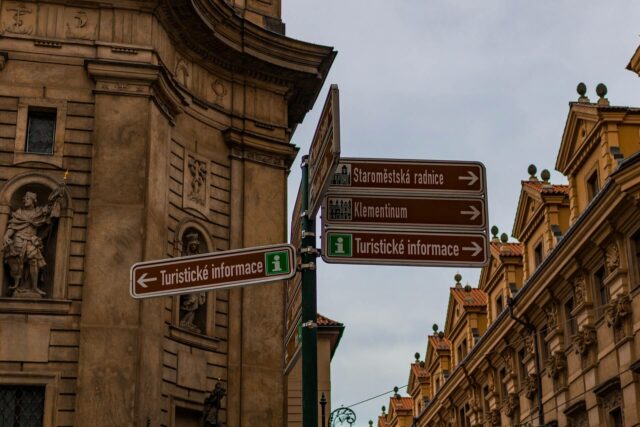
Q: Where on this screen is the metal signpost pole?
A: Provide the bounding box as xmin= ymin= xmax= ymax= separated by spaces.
xmin=300 ymin=154 xmax=318 ymax=427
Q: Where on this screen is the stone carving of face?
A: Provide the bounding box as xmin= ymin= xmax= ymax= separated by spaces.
xmin=23 ymin=192 xmax=36 ymax=208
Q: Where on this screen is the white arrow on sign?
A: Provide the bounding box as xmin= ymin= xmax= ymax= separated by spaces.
xmin=458 ymin=170 xmax=479 ymax=186
xmin=136 ymin=272 xmax=157 ymax=288
xmin=460 ymin=205 xmax=481 ymax=221
xmin=462 ymin=241 xmax=483 ymax=257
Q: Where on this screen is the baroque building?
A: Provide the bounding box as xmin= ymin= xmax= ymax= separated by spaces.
xmin=380 ymin=51 xmax=640 ymax=427
xmin=0 ymin=0 xmax=335 ymax=426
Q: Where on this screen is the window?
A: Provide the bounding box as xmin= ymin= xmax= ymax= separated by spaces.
xmin=540 ymin=324 xmax=549 ymax=359
xmin=13 ymin=98 xmax=67 ymax=168
xmin=594 ymin=266 xmax=609 ymax=308
xmin=586 ymin=170 xmax=599 ymax=202
xmin=565 ymin=297 xmax=576 ymax=337
xmin=499 ymin=368 xmax=507 ymax=401
xmin=534 ymin=242 xmax=544 ymax=268
xmin=610 ymin=407 xmax=624 ymax=427
xmin=496 ymin=295 xmax=503 ymax=316
xmin=0 ymin=385 xmax=45 ymax=426
xmin=632 ymin=230 xmax=640 ymax=289
xmin=518 ymin=349 xmax=526 ymax=388
xmin=25 ymin=109 xmax=56 ymax=154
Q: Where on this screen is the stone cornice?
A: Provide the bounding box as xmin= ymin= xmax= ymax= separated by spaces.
xmin=225 ymin=128 xmax=298 ymax=170
xmin=85 ymin=59 xmax=185 ymax=124
xmin=156 ymin=0 xmax=336 ymax=128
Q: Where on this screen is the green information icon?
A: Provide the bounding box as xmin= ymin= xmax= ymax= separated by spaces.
xmin=265 ymin=250 xmax=290 ymax=276
xmin=327 ymin=233 xmax=352 ymax=257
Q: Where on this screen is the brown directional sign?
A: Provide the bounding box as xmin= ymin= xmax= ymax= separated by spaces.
xmin=284 ymin=317 xmax=302 ymax=374
xmin=330 ymin=158 xmax=485 ymax=195
xmin=323 ymin=194 xmax=486 ymax=229
xmin=322 ymin=228 xmax=488 ymax=267
xmin=130 ymin=244 xmax=296 ymax=299
xmin=308 ymin=84 xmax=341 ymax=217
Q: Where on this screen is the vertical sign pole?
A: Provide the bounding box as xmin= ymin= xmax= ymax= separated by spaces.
xmin=300 ymin=155 xmax=318 ymax=427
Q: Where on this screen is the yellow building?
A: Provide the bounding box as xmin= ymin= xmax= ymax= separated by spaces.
xmin=391 ymin=51 xmax=640 ymax=427
xmin=0 ymin=0 xmax=335 ymax=425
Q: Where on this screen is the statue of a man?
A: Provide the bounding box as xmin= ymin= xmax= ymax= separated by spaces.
xmin=179 ymin=232 xmax=207 ymax=333
xmin=2 ymin=187 xmax=63 ymax=298
xmin=201 ymin=382 xmax=226 ymax=427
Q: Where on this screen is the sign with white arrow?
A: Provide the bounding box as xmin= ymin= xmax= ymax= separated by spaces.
xmin=328 ymin=158 xmax=486 ymax=195
xmin=321 ymin=229 xmax=488 ymax=267
xmin=130 ymin=244 xmax=296 ymax=299
xmin=323 ymin=194 xmax=486 ymax=229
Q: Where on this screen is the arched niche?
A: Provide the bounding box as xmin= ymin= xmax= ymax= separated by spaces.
xmin=0 ymin=172 xmax=73 ymax=300
xmin=172 ymin=218 xmax=217 ymax=337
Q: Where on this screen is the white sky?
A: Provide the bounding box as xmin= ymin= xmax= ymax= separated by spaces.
xmin=282 ymin=2 xmax=640 ymax=424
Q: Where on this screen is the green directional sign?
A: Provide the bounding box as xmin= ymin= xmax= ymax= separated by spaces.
xmin=265 ymin=250 xmax=291 ymax=276
xmin=327 ymin=233 xmax=352 ymax=257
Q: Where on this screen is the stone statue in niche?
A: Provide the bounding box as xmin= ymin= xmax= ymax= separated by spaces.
xmin=188 ymin=158 xmax=207 ymax=206
xmin=2 ymin=183 xmax=65 ymax=298
xmin=179 ymin=232 xmax=207 ymax=333
xmin=201 ymin=381 xmax=226 ymax=427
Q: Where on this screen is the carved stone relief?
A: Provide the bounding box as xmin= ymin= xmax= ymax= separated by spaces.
xmin=182 ymin=150 xmax=210 ymax=217
xmin=573 ymin=275 xmax=586 ymax=307
xmin=546 ymin=352 xmax=566 ymax=379
xmin=175 ymin=58 xmax=191 ymax=87
xmin=64 ymin=8 xmax=97 ymax=40
xmin=597 ymin=388 xmax=623 ymax=413
xmin=605 ymin=242 xmax=620 ymax=273
xmin=524 ymin=374 xmax=537 ymax=399
xmin=573 ymin=325 xmax=596 ymax=356
xmin=524 ymin=334 xmax=535 ymax=355
xmin=501 ymin=393 xmax=519 ymax=417
xmin=488 ymin=409 xmax=501 ymax=426
xmin=1 ymin=2 xmax=35 ymax=35
xmin=605 ymin=292 xmax=631 ymax=329
xmin=211 ymin=79 xmax=228 ymax=106
xmin=567 ymin=412 xmax=588 ymax=427
xmin=545 ymin=303 xmax=558 ymax=330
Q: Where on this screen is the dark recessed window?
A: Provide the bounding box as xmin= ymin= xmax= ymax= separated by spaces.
xmin=496 ymin=295 xmax=503 ymax=315
xmin=26 ymin=109 xmax=56 ymax=154
xmin=633 ymin=231 xmax=640 ymax=290
xmin=534 ymin=242 xmax=544 ymax=268
xmin=586 ymin=170 xmax=599 ymax=202
xmin=565 ymin=297 xmax=576 ymax=337
xmin=595 ymin=266 xmax=608 ymax=307
xmin=0 ymin=385 xmax=45 ymax=426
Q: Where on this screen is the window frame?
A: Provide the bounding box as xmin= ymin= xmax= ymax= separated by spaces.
xmin=14 ymin=97 xmax=67 ymax=168
xmin=0 ymin=372 xmax=59 ymax=427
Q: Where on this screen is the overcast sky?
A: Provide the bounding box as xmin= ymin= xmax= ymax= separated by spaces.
xmin=281 ymin=2 xmax=640 ymax=424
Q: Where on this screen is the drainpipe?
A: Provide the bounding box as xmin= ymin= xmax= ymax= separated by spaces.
xmin=508 ymin=300 xmax=545 ymax=427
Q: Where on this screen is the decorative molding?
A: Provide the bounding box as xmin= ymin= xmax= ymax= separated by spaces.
xmin=501 ymin=392 xmax=519 ymax=417
xmin=34 ymin=40 xmax=62 ymax=48
xmin=1 ymin=2 xmax=34 ymax=35
xmin=229 ymin=146 xmax=288 ymax=169
xmin=605 ymin=292 xmax=631 ymax=328
xmin=546 ymin=352 xmax=566 ymax=379
xmin=545 ymin=303 xmax=558 ymax=330
xmin=573 ymin=325 xmax=596 ymax=356
xmin=605 ymin=242 xmax=620 ymax=273
xmin=573 ymin=275 xmax=586 ymax=307
xmin=524 ymin=373 xmax=537 ymax=399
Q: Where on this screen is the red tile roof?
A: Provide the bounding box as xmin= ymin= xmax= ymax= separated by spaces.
xmin=522 ymin=180 xmax=569 ymax=195
xmin=390 ymin=396 xmax=413 ymax=412
xmin=450 ymin=287 xmax=488 ymax=308
xmin=317 ymin=313 xmax=343 ymax=327
xmin=378 ymin=415 xmax=390 ymax=427
xmin=428 ymin=335 xmax=452 ymax=351
xmin=411 ymin=362 xmax=430 ymax=380
xmin=490 ymin=241 xmax=524 ymax=256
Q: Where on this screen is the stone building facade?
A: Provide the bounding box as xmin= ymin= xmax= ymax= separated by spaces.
xmin=379 ymin=50 xmax=640 ymax=427
xmin=0 ymin=1 xmax=335 ymax=426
